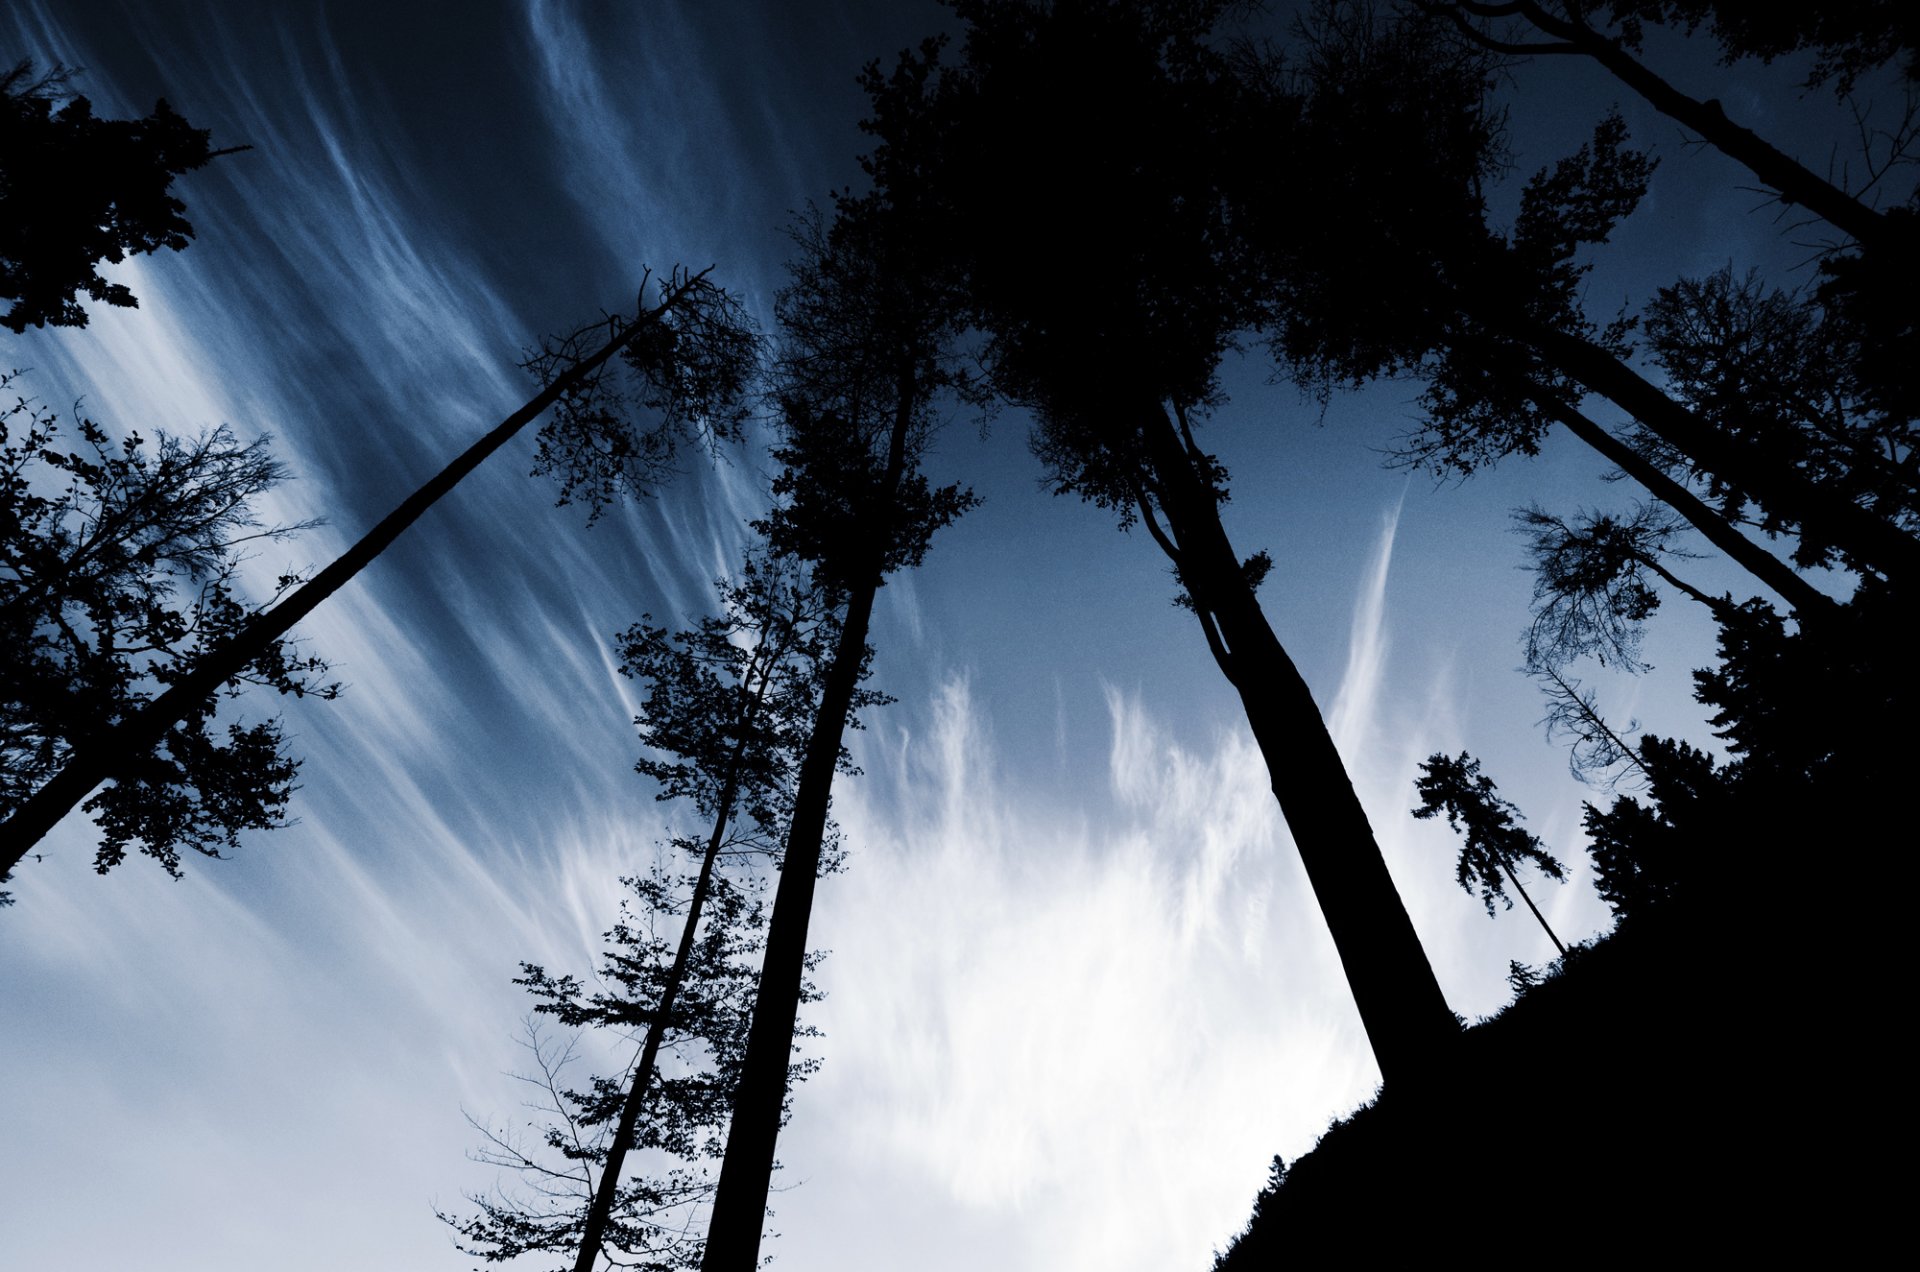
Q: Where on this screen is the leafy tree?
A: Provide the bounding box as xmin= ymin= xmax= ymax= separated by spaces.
xmin=446 ymin=555 xmax=847 ymax=1271
xmin=0 ymin=376 xmax=333 ymax=903
xmin=1414 ymin=751 xmax=1568 ymax=954
xmin=849 ymin=0 xmax=1460 ymax=1085
xmin=0 ymin=59 xmax=245 ymax=333
xmin=699 ymin=198 xmax=978 ymax=1271
xmin=0 ymin=267 xmax=755 ymax=884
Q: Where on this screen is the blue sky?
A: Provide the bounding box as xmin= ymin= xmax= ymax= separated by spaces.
xmin=0 ymin=3 xmax=1879 ymax=1268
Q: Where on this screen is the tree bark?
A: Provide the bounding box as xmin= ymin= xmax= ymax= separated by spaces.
xmin=0 ymin=273 xmax=708 ymax=882
xmin=1138 ymin=402 xmax=1459 ymax=1086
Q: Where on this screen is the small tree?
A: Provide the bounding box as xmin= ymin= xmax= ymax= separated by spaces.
xmin=1414 ymin=752 xmax=1568 ymax=955
xmin=0 ymin=376 xmax=334 ymax=902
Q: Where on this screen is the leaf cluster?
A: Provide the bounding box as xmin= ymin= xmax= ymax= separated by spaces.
xmin=0 ymin=376 xmax=335 ymax=896
xmin=527 ymin=269 xmax=763 ymax=521
xmin=0 ymin=60 xmax=233 ymax=332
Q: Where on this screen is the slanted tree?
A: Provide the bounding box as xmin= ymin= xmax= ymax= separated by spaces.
xmin=698 ymin=197 xmax=978 ymax=1270
xmin=0 ymin=377 xmax=333 ymax=903
xmin=0 ymin=267 xmax=756 ymax=883
xmin=1414 ymin=751 xmax=1569 ymax=955
xmin=850 ymin=0 xmax=1460 ymax=1085
xmin=0 ymin=59 xmax=246 ymax=333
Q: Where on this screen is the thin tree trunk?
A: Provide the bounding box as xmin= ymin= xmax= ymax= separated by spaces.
xmin=0 ymin=272 xmax=708 ymax=882
xmin=699 ymin=385 xmax=916 ymax=1272
xmin=1500 ymin=859 xmax=1566 ymax=957
xmin=1539 ymin=395 xmax=1837 ymax=618
xmin=1138 ymin=401 xmax=1459 ymax=1086
xmin=573 ymin=773 xmax=736 ymax=1272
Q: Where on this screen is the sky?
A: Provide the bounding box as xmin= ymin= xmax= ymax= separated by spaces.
xmin=0 ymin=3 xmax=1890 ymax=1269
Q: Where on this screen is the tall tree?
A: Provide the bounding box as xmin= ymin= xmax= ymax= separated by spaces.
xmin=849 ymin=0 xmax=1461 ymax=1085
xmin=0 ymin=267 xmax=756 ymax=885
xmin=0 ymin=59 xmax=247 ymax=332
xmin=0 ymin=377 xmax=333 ymax=902
xmin=699 ymin=200 xmax=978 ymax=1270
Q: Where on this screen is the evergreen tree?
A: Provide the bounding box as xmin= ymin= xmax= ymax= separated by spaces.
xmin=1414 ymin=751 xmax=1568 ymax=955
xmin=0 ymin=59 xmax=244 ymax=332
xmin=447 ymin=555 xmax=848 ymax=1271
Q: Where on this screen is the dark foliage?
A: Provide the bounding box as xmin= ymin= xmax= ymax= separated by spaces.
xmin=526 ymin=269 xmax=762 ymax=521
xmin=1515 ymin=500 xmax=1711 ymax=670
xmin=1413 ymin=751 xmax=1567 ymax=922
xmin=0 ymin=60 xmax=238 ymax=333
xmin=0 ymin=376 xmax=334 ymax=900
xmin=1604 ymin=0 xmax=1920 ymax=92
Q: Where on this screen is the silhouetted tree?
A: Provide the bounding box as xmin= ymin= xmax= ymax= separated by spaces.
xmin=1533 ymin=664 xmax=1655 ymax=789
xmin=444 ymin=862 xmax=801 ymax=1272
xmin=850 ymin=0 xmax=1460 ymax=1085
xmin=1414 ymin=752 xmax=1568 ymax=954
xmin=1516 ymin=500 xmax=1727 ymax=671
xmin=698 ymin=198 xmax=978 ymax=1270
xmin=1239 ymin=5 xmax=1918 ymax=596
xmin=0 ymin=59 xmax=245 ymax=333
xmin=567 ymin=556 xmax=853 ymax=1272
xmin=0 ymin=267 xmax=755 ymax=886
xmin=0 ymin=376 xmax=333 ymax=903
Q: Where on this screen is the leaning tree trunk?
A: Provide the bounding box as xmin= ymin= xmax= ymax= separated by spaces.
xmin=698 ymin=387 xmax=915 ymax=1272
xmin=1138 ymin=401 xmax=1459 ymax=1087
xmin=0 ymin=272 xmax=708 ymax=881
xmin=1493 ymin=309 xmax=1920 ymax=589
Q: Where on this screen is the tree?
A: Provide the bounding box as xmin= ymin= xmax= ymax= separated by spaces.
xmin=1515 ymin=499 xmax=1727 ymax=671
xmin=0 ymin=267 xmax=756 ymax=886
xmin=849 ymin=0 xmax=1461 ymax=1086
xmin=1240 ymin=5 xmax=1918 ymax=597
xmin=0 ymin=59 xmax=246 ymax=333
xmin=445 ymin=863 xmax=800 ymax=1272
xmin=698 ymin=198 xmax=978 ymax=1271
xmin=0 ymin=376 xmax=333 ymax=902
xmin=1413 ymin=751 xmax=1568 ymax=955
xmin=447 ymin=554 xmax=847 ymax=1271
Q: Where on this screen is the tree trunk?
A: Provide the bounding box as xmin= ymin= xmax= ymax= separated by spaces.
xmin=573 ymin=769 xmax=740 ymax=1272
xmin=1496 ymin=309 xmax=1920 ymax=588
xmin=0 ymin=273 xmax=708 ymax=882
xmin=699 ymin=387 xmax=916 ymax=1272
xmin=1500 ymin=859 xmax=1566 ymax=958
xmin=1540 ymin=395 xmax=1837 ymax=618
xmin=1507 ymin=0 xmax=1895 ymax=250
xmin=1138 ymin=402 xmax=1459 ymax=1086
